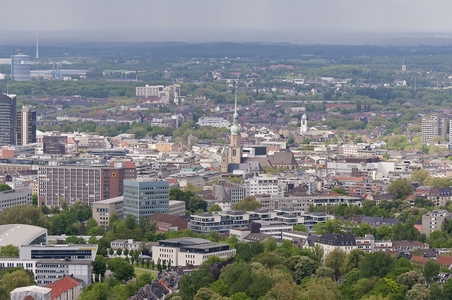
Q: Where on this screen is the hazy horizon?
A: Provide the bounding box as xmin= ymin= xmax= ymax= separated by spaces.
xmin=3 ymin=1 xmax=452 ymax=46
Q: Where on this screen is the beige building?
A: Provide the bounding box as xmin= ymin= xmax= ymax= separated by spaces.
xmin=422 ymin=209 xmax=450 ymax=237
xmin=92 ymin=196 xmax=124 ymax=229
xmin=169 ymin=200 xmax=186 ymax=216
xmin=422 ymin=113 xmax=447 ymax=144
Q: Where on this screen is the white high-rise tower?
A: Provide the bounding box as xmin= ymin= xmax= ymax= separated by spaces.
xmin=300 ymin=113 xmax=308 ymax=134
xmin=36 ymin=33 xmax=39 ymax=59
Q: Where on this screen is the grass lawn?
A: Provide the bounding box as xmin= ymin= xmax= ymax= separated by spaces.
xmin=134 ymin=268 xmax=155 ymax=277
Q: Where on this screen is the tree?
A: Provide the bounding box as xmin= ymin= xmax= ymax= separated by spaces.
xmin=387 ymin=179 xmax=414 ymax=200
xmin=0 ymin=244 xmax=19 ymax=257
xmin=293 ymin=256 xmax=319 ymax=284
xmin=332 ymin=187 xmax=348 ymax=196
xmin=411 ymin=169 xmax=431 ymax=185
xmin=208 ymin=204 xmax=222 ymax=213
xmin=345 ymin=249 xmax=366 ymax=272
xmin=233 ymin=196 xmax=262 ymax=211
xmin=93 ymin=255 xmax=107 ymax=281
xmin=124 ymin=248 xmax=129 ymax=258
xmin=301 ymin=278 xmax=343 ymax=300
xmin=397 ymin=271 xmax=425 ymax=290
xmin=406 ymin=283 xmax=431 ymax=300
xmin=0 ymin=184 xmax=12 ymax=192
xmin=107 ymin=257 xmax=135 ymax=283
xmin=359 ymin=251 xmax=394 ymax=278
xmin=423 ymin=259 xmax=440 ymax=285
xmin=0 ymin=204 xmax=51 ymax=229
xmin=32 ymin=193 xmax=38 ymax=206
xmin=64 ymin=235 xmax=86 ymax=244
xmin=116 ymin=248 xmax=122 ymax=256
xmin=194 ymin=287 xmax=228 ymax=300
xmin=2 ymin=269 xmax=33 ymax=293
xmin=315 ymin=266 xmax=335 ymax=280
xmin=109 ymin=248 xmax=114 ymax=256
xmin=264 ymin=237 xmax=277 ymax=252
xmin=324 ymin=248 xmax=346 ymax=281
xmin=293 ymin=224 xmax=308 ymax=232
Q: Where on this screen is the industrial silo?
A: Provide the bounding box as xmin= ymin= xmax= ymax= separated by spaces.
xmin=11 ymin=54 xmax=30 ymax=81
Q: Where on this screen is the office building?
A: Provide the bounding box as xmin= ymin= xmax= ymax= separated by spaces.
xmin=150 ymin=212 xmax=187 ymax=233
xmin=189 ymin=211 xmax=250 ymax=235
xmin=92 ymin=196 xmax=124 ymax=229
xmin=38 ymin=163 xmax=136 ymax=207
xmin=20 ymin=244 xmax=98 ymax=261
xmin=11 ymin=54 xmax=30 ymax=81
xmin=136 ymin=84 xmax=180 ymax=103
xmin=0 ymin=188 xmax=32 ymax=213
xmin=422 ymin=113 xmax=447 ymax=144
xmin=0 ymin=93 xmax=16 ymax=146
xmin=16 ymin=106 xmax=36 ymax=146
xmin=213 ymin=181 xmax=245 ymax=205
xmin=123 ymin=179 xmax=169 ymax=219
xmin=35 ymin=259 xmax=91 ymax=287
xmin=152 ymin=237 xmax=236 ymax=267
xmin=42 ymin=136 xmax=66 ymax=155
xmin=169 ymin=200 xmax=186 ymax=216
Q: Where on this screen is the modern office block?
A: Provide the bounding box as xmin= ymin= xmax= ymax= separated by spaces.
xmin=123 ymin=178 xmax=169 ymax=219
xmin=0 ymin=93 xmax=16 ymax=146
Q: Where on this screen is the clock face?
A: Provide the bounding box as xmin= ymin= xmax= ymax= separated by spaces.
xmin=112 ymin=173 xmax=117 ymax=177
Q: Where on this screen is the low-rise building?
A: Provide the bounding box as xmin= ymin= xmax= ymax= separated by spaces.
xmin=150 ymin=212 xmax=188 ymax=233
xmin=11 ymin=286 xmax=52 ymax=300
xmin=152 ymin=237 xmax=236 ymax=267
xmin=314 ymin=234 xmax=357 ymax=255
xmin=0 ymin=188 xmax=32 ymax=212
xmin=46 ymin=275 xmax=83 ymax=300
xmin=20 ymin=244 xmax=97 ymax=261
xmin=35 ymin=259 xmax=91 ymax=287
xmin=188 ymin=211 xmax=250 ymax=235
xmin=356 ymin=234 xmax=375 ymax=253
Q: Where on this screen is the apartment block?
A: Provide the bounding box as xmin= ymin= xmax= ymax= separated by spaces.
xmin=422 ymin=113 xmax=447 ymax=144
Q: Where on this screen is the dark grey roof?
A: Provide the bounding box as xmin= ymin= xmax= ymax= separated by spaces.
xmin=317 ymin=234 xmax=356 ymax=246
xmin=269 ymin=151 xmax=297 ymax=166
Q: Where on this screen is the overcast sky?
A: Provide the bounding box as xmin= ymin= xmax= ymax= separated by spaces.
xmin=1 ymin=0 xmax=452 ymax=43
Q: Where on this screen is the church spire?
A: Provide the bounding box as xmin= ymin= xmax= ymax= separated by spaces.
xmin=231 ymin=92 xmax=240 ymax=134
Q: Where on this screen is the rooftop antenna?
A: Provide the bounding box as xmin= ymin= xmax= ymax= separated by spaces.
xmin=6 ymin=82 xmax=9 ymax=95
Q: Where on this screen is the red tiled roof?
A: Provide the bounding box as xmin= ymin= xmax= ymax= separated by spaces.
xmin=437 ymin=255 xmax=452 ymax=267
xmin=411 ymin=255 xmax=428 ymax=266
xmin=47 ymin=276 xmax=81 ymax=299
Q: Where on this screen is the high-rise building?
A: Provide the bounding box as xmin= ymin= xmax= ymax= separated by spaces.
xmin=422 ymin=113 xmax=447 ymax=144
xmin=38 ymin=163 xmax=136 ymax=207
xmin=16 ymin=106 xmax=36 ymax=146
xmin=42 ymin=136 xmax=66 ymax=155
xmin=11 ymin=54 xmax=30 ymax=81
xmin=123 ymin=178 xmax=169 ymax=219
xmin=0 ymin=93 xmax=16 ymax=146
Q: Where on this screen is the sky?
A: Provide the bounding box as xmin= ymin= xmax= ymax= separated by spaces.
xmin=1 ymin=0 xmax=452 ymax=44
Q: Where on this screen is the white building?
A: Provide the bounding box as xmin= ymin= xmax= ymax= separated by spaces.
xmin=152 ymin=237 xmax=236 ymax=267
xmin=246 ymin=175 xmax=280 ymax=196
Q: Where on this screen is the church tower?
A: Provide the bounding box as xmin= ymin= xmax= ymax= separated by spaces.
xmin=228 ymin=93 xmax=242 ymax=164
xmin=300 ymin=113 xmax=308 ymax=134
